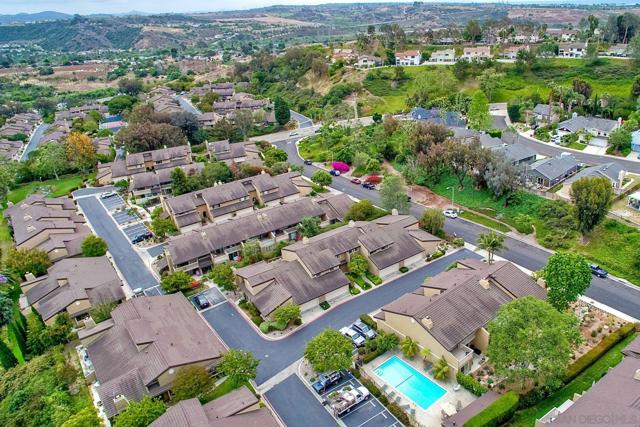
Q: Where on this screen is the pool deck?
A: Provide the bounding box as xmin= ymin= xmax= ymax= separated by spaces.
xmin=363 ymin=351 xmax=477 ymax=427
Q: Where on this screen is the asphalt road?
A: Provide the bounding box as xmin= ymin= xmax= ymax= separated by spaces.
xmin=177 ymin=96 xmax=201 ymax=115
xmin=20 ymin=123 xmax=51 ymax=161
xmin=76 ymin=196 xmax=159 ymax=291
xmin=291 ymin=110 xmax=313 ymax=128
xmin=266 ymin=374 xmax=339 ymax=427
xmin=273 ymin=137 xmax=640 ymax=320
xmin=202 ymin=249 xmax=477 ymax=385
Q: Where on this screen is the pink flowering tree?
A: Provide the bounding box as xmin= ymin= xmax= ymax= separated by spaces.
xmin=332 ymin=161 xmax=350 ymax=173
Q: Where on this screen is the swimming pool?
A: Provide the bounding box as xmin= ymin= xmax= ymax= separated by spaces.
xmin=373 ymin=356 xmax=446 ymax=410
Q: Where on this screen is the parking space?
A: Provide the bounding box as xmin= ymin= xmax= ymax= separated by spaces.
xmin=112 ymin=210 xmax=138 ymax=225
xmin=100 ymin=194 xmax=125 ymax=211
xmin=122 ymin=223 xmax=151 ymax=243
xmin=189 ymin=287 xmax=226 ymax=311
xmin=320 ymin=373 xmax=401 ymax=427
xmin=146 ymin=244 xmax=165 ymax=258
xmin=143 ymin=285 xmax=164 ymax=297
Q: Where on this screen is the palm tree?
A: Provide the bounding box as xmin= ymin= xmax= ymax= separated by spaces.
xmin=400 ymin=336 xmax=419 ymax=359
xmin=420 ymin=347 xmax=431 ymax=368
xmin=477 ymin=231 xmax=505 ymax=264
xmin=433 ymin=358 xmax=450 ymax=381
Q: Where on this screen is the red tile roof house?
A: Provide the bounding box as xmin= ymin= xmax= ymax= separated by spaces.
xmin=396 ymin=50 xmax=422 ymax=66
xmin=79 ymin=294 xmax=226 ymax=419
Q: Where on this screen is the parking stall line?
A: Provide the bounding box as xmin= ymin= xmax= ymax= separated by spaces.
xmin=355 ymin=410 xmax=388 ymax=427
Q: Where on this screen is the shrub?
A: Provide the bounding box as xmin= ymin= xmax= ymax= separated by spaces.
xmin=260 ymin=322 xmax=271 ymax=333
xmin=272 ymin=320 xmax=288 ymax=331
xmin=429 ymin=250 xmax=445 ymax=260
xmin=456 ymin=371 xmax=488 ymax=396
xmin=453 ymin=237 xmax=465 ymax=247
xmin=359 ymin=314 xmax=378 ymax=331
xmin=350 ymin=285 xmax=361 ymax=295
xmin=387 ymin=401 xmax=411 ymax=426
xmin=319 ymin=301 xmax=331 ymax=310
xmin=564 ymin=322 xmax=636 ymax=382
xmin=362 ymin=349 xmax=381 ymax=363
xmin=399 ymin=266 xmax=409 ymax=273
xmin=465 ymin=391 xmax=519 ymax=427
xmin=365 ymin=271 xmax=382 ymax=285
xmin=348 ymin=367 xmax=361 ymax=379
xmin=359 ymin=377 xmax=381 ymax=398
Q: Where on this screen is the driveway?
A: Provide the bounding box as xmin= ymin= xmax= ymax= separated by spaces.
xmin=291 ymin=110 xmax=313 ymax=128
xmin=176 ymin=96 xmax=201 ymax=115
xmin=202 ymin=249 xmax=478 ymax=385
xmin=75 ymin=196 xmax=159 ymax=292
xmin=20 ymin=123 xmax=51 ymax=161
xmin=272 ymin=137 xmax=640 ymax=320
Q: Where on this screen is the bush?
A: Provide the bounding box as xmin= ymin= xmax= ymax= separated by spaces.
xmin=359 ymin=314 xmax=378 ymax=331
xmin=260 ymin=322 xmax=271 ymax=333
xmin=465 ymin=391 xmax=519 ymax=427
xmin=453 ymin=237 xmax=465 ymax=247
xmin=564 ymin=322 xmax=636 ymax=383
xmin=359 ymin=377 xmax=381 ymax=398
xmin=272 ymin=319 xmax=288 ymax=330
xmin=387 ymin=401 xmax=411 ymax=426
xmin=399 ymin=266 xmax=409 ymax=273
xmin=348 ymin=367 xmax=361 ymax=379
xmin=362 ymin=349 xmax=381 ymax=363
xmin=456 ymin=371 xmax=488 ymax=396
xmin=365 ymin=271 xmax=382 ymax=285
xmin=429 ymin=250 xmax=445 ymax=260
xmin=350 ymin=285 xmax=361 ymax=295
xmin=320 ymin=301 xmax=331 ymax=310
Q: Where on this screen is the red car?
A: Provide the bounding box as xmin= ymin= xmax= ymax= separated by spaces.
xmin=350 ymin=178 xmax=362 ymax=184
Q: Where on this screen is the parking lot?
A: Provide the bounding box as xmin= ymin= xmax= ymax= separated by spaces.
xmin=319 ymin=373 xmax=401 ymax=427
xmin=147 ymin=244 xmax=165 ymax=258
xmin=100 ymin=193 xmax=125 ymax=211
xmin=189 ymin=287 xmax=226 ymax=311
xmin=112 ymin=210 xmax=138 ymax=225
xmin=122 ymin=222 xmax=151 ymax=242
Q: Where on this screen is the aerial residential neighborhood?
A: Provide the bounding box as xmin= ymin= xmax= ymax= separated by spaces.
xmin=0 ymin=1 xmax=639 ymax=427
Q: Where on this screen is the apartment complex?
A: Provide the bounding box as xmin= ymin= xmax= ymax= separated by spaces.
xmin=162 ymin=171 xmax=311 ymax=232
xmin=164 ymin=195 xmax=352 ymax=274
xmin=21 ymin=257 xmax=124 ymax=326
xmin=4 ymin=195 xmax=90 ymax=261
xmin=129 ymin=163 xmax=204 ymax=201
xmin=80 ymin=294 xmax=226 ymax=419
xmin=235 ymin=213 xmax=441 ymax=318
xmin=376 ymin=259 xmax=546 ymax=376
xmin=461 ymin=46 xmax=492 ymax=60
xmin=150 ymin=386 xmax=279 ymax=427
xmin=207 ymin=139 xmax=263 ymax=165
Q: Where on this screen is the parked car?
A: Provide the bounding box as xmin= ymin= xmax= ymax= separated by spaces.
xmin=132 ymin=287 xmax=144 ymax=298
xmin=100 ymin=191 xmax=117 ymax=199
xmin=304 ymin=160 xmax=312 ymax=165
xmin=351 ymin=320 xmax=376 ymax=340
xmin=590 ymin=264 xmax=609 ymax=278
xmin=330 ymin=169 xmax=341 ymax=176
xmin=362 ymin=183 xmax=375 ymax=190
xmin=350 ymin=178 xmax=362 ymax=185
xmin=194 ymin=294 xmax=211 ymax=310
xmin=443 ymin=209 xmax=458 ymax=219
xmin=289 ymin=131 xmax=299 ymax=137
xmin=339 ymin=327 xmax=366 ymax=347
xmin=312 ymin=370 xmax=344 ymax=394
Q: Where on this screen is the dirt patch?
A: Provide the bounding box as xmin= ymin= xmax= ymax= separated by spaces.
xmin=409 ymin=185 xmax=451 ymax=209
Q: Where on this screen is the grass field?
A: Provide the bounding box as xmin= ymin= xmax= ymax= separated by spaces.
xmin=459 ymin=210 xmax=511 ymax=233
xmin=360 ymin=58 xmax=635 ymax=115
xmin=508 ymin=332 xmax=638 ymax=427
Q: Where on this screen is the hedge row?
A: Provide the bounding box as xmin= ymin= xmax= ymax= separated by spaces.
xmin=359 ymin=314 xmax=378 ymax=331
xmin=564 ymin=322 xmax=636 ymax=383
xmin=465 ymin=391 xmax=519 ymax=427
xmin=359 ymin=375 xmax=411 ymax=426
xmin=365 ymin=271 xmax=382 ymax=285
xmin=456 ymin=371 xmax=488 ymax=396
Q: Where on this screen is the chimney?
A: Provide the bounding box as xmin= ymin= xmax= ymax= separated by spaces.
xmin=302 ymin=236 xmax=309 ymax=245
xmin=537 ymin=277 xmax=547 ymax=289
xmin=634 ymin=369 xmax=640 ymax=381
xmin=57 ymin=278 xmax=69 ymax=287
xmin=421 ymin=316 xmax=433 ymax=329
xmin=348 ymin=220 xmax=355 ymax=228
xmin=479 ymin=278 xmax=490 ymax=289
xmin=25 ymin=272 xmax=36 ymax=282
xmin=113 ymin=395 xmax=130 ymax=414
xmin=391 ymin=208 xmax=398 ymax=216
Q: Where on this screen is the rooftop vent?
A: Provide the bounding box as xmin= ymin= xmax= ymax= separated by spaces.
xmin=421 ymin=316 xmax=433 ymax=330
xmin=479 ymin=278 xmax=490 ymax=289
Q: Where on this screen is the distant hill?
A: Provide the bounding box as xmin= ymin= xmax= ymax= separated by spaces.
xmin=0 ymin=11 xmax=72 ymax=24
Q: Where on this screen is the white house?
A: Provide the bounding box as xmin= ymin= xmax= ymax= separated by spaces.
xmin=558 ymin=42 xmax=587 ymax=58
xmin=501 ymin=45 xmax=529 ymax=60
xmin=557 ymin=113 xmax=621 ymax=147
xmin=395 ymin=50 xmax=422 ymax=66
xmin=356 ymin=55 xmax=382 ymax=68
xmin=430 ymin=49 xmax=456 ymax=63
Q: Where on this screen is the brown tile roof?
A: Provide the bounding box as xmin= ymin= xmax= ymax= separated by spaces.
xmin=87 ymin=294 xmax=225 ymax=418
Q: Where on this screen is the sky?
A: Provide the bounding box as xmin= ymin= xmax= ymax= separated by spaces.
xmin=0 ymin=0 xmax=445 ymax=15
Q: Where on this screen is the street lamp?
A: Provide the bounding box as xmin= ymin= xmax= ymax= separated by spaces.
xmin=446 ymin=186 xmax=456 ymax=211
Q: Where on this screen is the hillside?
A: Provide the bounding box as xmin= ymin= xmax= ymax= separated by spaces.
xmin=0 ymin=11 xmax=72 ymax=24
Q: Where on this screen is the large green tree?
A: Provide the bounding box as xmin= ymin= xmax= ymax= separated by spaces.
xmin=298 ymin=216 xmax=321 ymax=238
xmin=487 ymin=297 xmax=582 ymax=389
xmin=311 ymin=170 xmax=332 ymax=188
xmin=160 ymin=271 xmax=192 ymax=293
xmin=218 ymin=349 xmax=260 ymax=386
xmin=344 ymin=200 xmax=380 ymax=221
xmin=81 ymin=235 xmax=108 ymax=257
xmin=608 ymin=127 xmax=632 ymax=153
xmin=467 ymin=91 xmax=492 ymax=131
xmin=272 ymin=303 xmax=301 ymax=325
xmin=304 ymin=328 xmax=354 ymax=373
xmin=113 ymin=396 xmax=166 ymax=427
xmin=5 ymin=247 xmax=52 ymax=279
xmin=542 ymin=252 xmax=592 ymax=311
xmin=478 ymin=69 xmax=505 ymax=102
xmin=274 ymin=97 xmax=291 ymax=126
xmin=379 ymin=175 xmax=410 ymax=214
xmin=172 ymin=365 xmax=214 ymax=402
xmin=570 ymin=176 xmax=613 ymax=234
xmin=420 ymin=208 xmax=445 ymax=237
xmin=348 ymin=253 xmax=369 ymax=277
xmin=210 ymin=263 xmax=235 ymax=291
xmin=60 ymin=407 xmax=102 ymax=427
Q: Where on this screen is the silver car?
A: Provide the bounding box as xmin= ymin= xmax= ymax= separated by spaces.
xmin=339 ymin=327 xmax=366 ymax=347
xmin=352 ymin=320 xmax=376 ymax=340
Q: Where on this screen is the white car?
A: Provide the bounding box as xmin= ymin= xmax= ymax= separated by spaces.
xmin=339 ymin=327 xmax=366 ymax=347
xmin=289 ymin=131 xmax=299 ymax=137
xmin=443 ymin=209 xmax=458 ymax=219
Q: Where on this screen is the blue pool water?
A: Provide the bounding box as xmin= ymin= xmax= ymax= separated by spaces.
xmin=373 ymin=356 xmax=446 ymax=410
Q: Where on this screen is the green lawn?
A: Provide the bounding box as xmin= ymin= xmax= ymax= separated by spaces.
xmin=7 ymin=173 xmax=88 ymax=204
xmin=360 ymin=58 xmax=634 ymax=114
xmin=201 ymin=379 xmax=255 ymax=403
xmin=508 ymin=332 xmax=638 ymax=427
xmin=565 ymin=141 xmax=587 ymax=151
xmin=459 ymin=211 xmax=511 ymax=233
